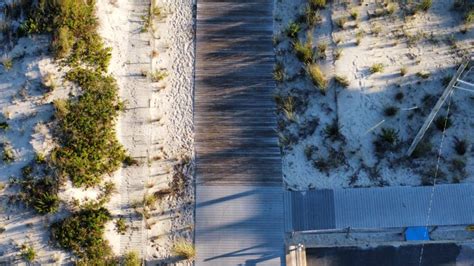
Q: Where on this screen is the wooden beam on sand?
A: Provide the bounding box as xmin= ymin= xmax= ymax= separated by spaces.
xmin=407 ymin=59 xmax=470 ymax=156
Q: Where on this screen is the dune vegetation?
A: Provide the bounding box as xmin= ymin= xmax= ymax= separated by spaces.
xmin=14 ymin=0 xmax=127 ymax=262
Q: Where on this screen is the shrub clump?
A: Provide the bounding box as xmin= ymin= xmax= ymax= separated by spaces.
xmin=370 ymin=63 xmax=384 ymax=74
xmin=51 ymin=207 xmax=112 ymax=260
xmin=19 ymin=176 xmax=60 ymax=214
xmin=20 ymin=245 xmax=36 ymax=262
xmin=384 ymin=106 xmax=399 ymax=117
xmin=22 ymin=0 xmax=111 ymax=72
xmin=310 ymin=0 xmax=326 ymax=9
xmin=123 ymin=251 xmax=141 ymax=266
xmin=307 ymin=64 xmax=327 ymax=93
xmin=418 ymin=0 xmax=433 ymax=11
xmin=51 ymin=68 xmax=126 ymax=187
xmin=453 ymin=137 xmax=468 ymax=155
xmin=334 ymin=75 xmax=349 ymax=87
xmin=172 ymin=240 xmax=196 ymax=260
xmin=293 ymin=39 xmax=314 ymax=64
xmin=286 ymin=22 xmax=301 ymax=39
xmin=434 ymin=115 xmax=452 ymax=131
xmin=374 ymin=128 xmax=400 ymax=154
xmin=273 ymin=63 xmax=284 ymax=82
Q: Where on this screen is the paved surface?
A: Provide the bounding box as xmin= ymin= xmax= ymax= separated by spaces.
xmin=194 ymin=0 xmax=284 ymax=265
xmin=307 ymin=243 xmax=474 ymax=266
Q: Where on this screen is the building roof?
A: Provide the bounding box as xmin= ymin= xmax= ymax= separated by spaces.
xmin=285 ymin=184 xmax=474 ymax=231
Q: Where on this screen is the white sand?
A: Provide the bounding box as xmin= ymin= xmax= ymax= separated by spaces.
xmin=0 ymin=36 xmax=72 ymax=263
xmin=1 ymin=0 xmax=195 ymax=263
xmin=97 ymin=0 xmax=195 ymax=262
xmin=274 ymin=0 xmax=473 ymax=190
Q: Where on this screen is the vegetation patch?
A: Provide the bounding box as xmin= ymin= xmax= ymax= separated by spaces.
xmin=172 ymin=240 xmax=196 ymax=260
xmin=19 ymin=176 xmax=60 ymax=214
xmin=51 ymin=207 xmax=112 ymax=261
xmin=21 ymin=0 xmax=111 ymax=72
xmin=51 ymin=68 xmax=126 ymax=187
xmin=307 ymin=63 xmax=327 ymax=93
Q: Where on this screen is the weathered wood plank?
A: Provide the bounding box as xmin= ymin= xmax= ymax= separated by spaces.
xmin=195 ymin=0 xmax=284 ymax=264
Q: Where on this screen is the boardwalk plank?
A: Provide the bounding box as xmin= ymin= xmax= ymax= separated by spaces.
xmin=195 ymin=0 xmax=284 ymax=264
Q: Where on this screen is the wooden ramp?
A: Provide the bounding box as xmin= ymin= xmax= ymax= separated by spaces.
xmin=194 ymin=0 xmax=284 ymax=265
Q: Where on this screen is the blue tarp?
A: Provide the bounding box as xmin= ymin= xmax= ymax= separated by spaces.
xmin=405 ymin=227 xmax=430 ymax=241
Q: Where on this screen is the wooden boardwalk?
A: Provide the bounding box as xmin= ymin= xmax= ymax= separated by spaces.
xmin=194 ymin=0 xmax=285 ymax=265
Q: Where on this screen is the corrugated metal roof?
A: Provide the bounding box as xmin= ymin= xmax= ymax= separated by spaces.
xmin=287 ymin=184 xmax=474 ymax=231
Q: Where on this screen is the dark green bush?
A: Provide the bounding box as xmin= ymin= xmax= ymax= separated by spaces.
xmin=323 ymin=120 xmax=343 ymax=141
xmin=453 ymin=137 xmax=468 ymax=155
xmin=51 ymin=207 xmax=112 ymax=259
xmin=384 ymin=106 xmax=399 ymax=117
xmin=434 ymin=115 xmax=452 ymax=131
xmin=310 ymin=0 xmax=326 ymax=10
xmin=23 ymin=0 xmax=111 ymax=72
xmin=20 ymin=245 xmax=36 ymax=262
xmin=293 ymin=39 xmax=314 ymax=63
xmin=374 ymin=128 xmax=400 ymax=153
xmin=286 ymin=22 xmax=301 ymax=39
xmin=411 ymin=140 xmax=432 ymax=158
xmin=19 ymin=176 xmax=59 ymax=214
xmin=51 ymin=68 xmax=126 ymax=187
xmin=0 ymin=122 xmax=8 ymax=130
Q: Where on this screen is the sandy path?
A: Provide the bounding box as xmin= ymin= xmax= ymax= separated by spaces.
xmin=97 ymin=0 xmax=156 ymax=257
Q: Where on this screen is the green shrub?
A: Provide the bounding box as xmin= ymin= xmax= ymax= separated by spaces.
xmin=305 ymin=6 xmax=322 ymax=27
xmin=26 ymin=0 xmax=111 ymax=72
xmin=0 ymin=122 xmax=8 ymax=130
xmin=149 ymin=70 xmax=168 ymax=82
xmin=19 ymin=176 xmax=59 ymax=214
xmin=350 ymin=8 xmax=359 ymax=19
xmin=172 ymin=240 xmax=196 ymax=260
xmin=417 ymin=71 xmax=431 ymax=79
xmin=286 ymin=22 xmax=301 ymax=39
xmin=293 ymin=39 xmax=313 ymax=63
xmin=52 ymin=26 xmax=74 ymax=58
xmin=370 ymin=63 xmax=384 ymax=74
xmin=336 ymin=17 xmax=347 ymax=29
xmin=2 ymin=144 xmax=15 ymax=163
xmin=310 ymin=0 xmax=326 ymax=10
xmin=418 ymin=0 xmax=432 ymax=11
xmin=387 ymin=3 xmax=397 ymax=15
xmin=323 ymin=120 xmax=343 ymax=141
xmin=434 ymin=115 xmax=452 ymax=131
xmin=453 ymin=137 xmax=468 ymax=155
xmin=334 ymin=75 xmax=349 ymax=87
xmin=273 ymin=63 xmax=284 ymax=82
xmin=20 ymin=245 xmax=36 ymax=262
xmin=51 ymin=207 xmax=112 ymax=259
xmin=115 ymin=217 xmax=128 ymax=234
xmin=411 ymin=140 xmax=432 ymax=158
xmin=282 ymin=96 xmax=296 ymax=122
xmin=383 ymin=106 xmax=399 ymax=117
xmin=466 ymin=10 xmax=474 ymax=24
xmin=400 ymin=67 xmax=407 ymax=76
xmin=52 ymin=68 xmax=126 ymax=187
xmin=1 ymin=57 xmax=13 ymax=71
xmin=123 ymin=251 xmax=141 ymax=266
xmin=307 ymin=64 xmax=327 ymax=93
xmin=317 ymin=42 xmax=327 ymax=59
xmin=35 ymin=152 xmax=46 ymax=164
xmin=395 ymin=92 xmax=404 ymax=101
xmin=374 ymin=128 xmax=399 ymax=153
